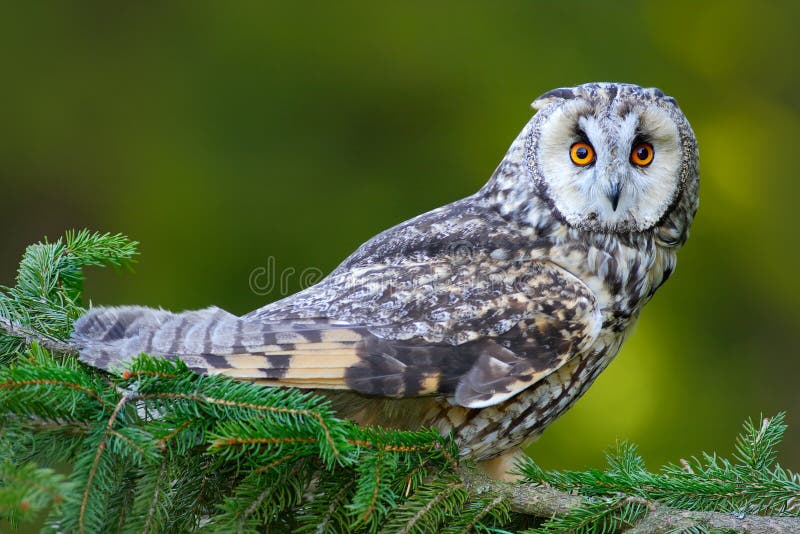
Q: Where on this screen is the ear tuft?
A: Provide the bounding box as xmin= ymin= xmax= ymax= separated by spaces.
xmin=531 ymin=87 xmax=576 ymax=110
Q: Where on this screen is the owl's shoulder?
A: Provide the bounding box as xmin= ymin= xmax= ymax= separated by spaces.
xmin=330 ymin=194 xmax=560 ymax=278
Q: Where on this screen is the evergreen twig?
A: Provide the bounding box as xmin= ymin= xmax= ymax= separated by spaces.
xmin=0 ymin=316 xmax=77 ymax=355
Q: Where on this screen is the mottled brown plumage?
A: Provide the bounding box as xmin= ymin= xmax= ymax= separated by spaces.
xmin=73 ymin=82 xmax=699 ymax=463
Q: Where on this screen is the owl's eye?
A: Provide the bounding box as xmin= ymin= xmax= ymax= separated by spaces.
xmin=630 ymin=143 xmax=654 ymax=166
xmin=569 ymin=142 xmax=595 ymax=166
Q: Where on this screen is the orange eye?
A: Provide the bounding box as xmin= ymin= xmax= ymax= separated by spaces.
xmin=569 ymin=142 xmax=595 ymax=166
xmin=631 ymin=142 xmax=654 ymax=166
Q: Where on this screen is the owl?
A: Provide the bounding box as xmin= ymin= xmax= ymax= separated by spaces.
xmin=73 ymin=82 xmax=699 ymax=476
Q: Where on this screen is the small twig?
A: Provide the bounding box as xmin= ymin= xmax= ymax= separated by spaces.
xmin=396 ymin=480 xmax=463 ymax=534
xmin=142 ymin=459 xmax=168 ymax=534
xmin=315 ymin=479 xmax=355 ymax=534
xmin=79 ymin=391 xmax=132 ymax=534
xmin=0 ymin=316 xmax=77 ymax=354
xmin=459 ymin=468 xmax=800 ymax=534
xmin=455 ymin=494 xmax=505 ymax=534
xmin=240 ymin=459 xmax=305 ymax=529
xmin=362 ymin=449 xmax=384 ymax=523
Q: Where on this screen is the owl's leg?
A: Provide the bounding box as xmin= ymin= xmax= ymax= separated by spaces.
xmin=477 ymin=448 xmax=526 ymax=481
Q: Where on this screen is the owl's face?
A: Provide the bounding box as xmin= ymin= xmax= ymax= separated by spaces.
xmin=528 ymin=83 xmax=695 ymax=233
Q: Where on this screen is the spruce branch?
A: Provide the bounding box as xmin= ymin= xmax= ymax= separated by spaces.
xmin=0 ymin=230 xmax=136 ymax=362
xmin=461 ymin=469 xmax=800 ymax=533
xmin=1 ymin=230 xmax=799 ymax=533
xmin=456 ymin=415 xmax=800 ymax=533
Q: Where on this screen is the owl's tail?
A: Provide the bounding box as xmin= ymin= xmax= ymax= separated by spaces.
xmin=72 ymin=306 xmax=235 ymax=370
xmin=71 ymin=305 xmax=366 ymax=387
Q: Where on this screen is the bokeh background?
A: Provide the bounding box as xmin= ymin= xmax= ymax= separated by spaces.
xmin=1 ymin=1 xmax=798 ymax=472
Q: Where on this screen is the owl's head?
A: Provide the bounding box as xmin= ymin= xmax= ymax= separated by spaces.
xmin=522 ymin=83 xmax=698 ymax=234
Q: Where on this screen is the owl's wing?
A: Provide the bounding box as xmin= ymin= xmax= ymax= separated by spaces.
xmin=75 ymin=257 xmax=602 ymax=409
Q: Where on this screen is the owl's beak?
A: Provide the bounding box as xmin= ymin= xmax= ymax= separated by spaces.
xmin=607 ymin=182 xmax=622 ymax=211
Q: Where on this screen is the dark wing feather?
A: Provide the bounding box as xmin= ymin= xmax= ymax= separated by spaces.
xmin=249 ymin=255 xmax=601 ymax=408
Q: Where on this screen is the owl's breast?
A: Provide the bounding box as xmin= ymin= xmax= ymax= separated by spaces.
xmin=543 ymin=230 xmax=674 ymax=326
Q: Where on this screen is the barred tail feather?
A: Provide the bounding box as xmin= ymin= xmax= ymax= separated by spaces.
xmin=71 ymin=306 xmax=367 ymax=388
xmin=72 ymin=305 xmax=234 ymax=370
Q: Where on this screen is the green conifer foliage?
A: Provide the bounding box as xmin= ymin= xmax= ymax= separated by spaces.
xmin=0 ymin=232 xmax=797 ymax=533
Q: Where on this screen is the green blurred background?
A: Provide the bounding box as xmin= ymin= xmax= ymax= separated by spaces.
xmin=1 ymin=1 xmax=798 ymax=472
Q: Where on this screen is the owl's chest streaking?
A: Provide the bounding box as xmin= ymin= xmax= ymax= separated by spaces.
xmin=547 ymin=228 xmax=675 ymax=325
